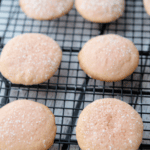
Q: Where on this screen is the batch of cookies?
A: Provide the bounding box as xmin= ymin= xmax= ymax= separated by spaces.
xmin=0 ymin=0 xmax=149 ymax=150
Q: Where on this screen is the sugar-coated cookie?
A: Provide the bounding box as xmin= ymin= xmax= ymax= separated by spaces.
xmin=76 ymin=98 xmax=143 ymax=150
xmin=0 ymin=100 xmax=57 ymax=150
xmin=75 ymin=0 xmax=125 ymax=23
xmin=143 ymin=0 xmax=150 ymax=16
xmin=19 ymin=0 xmax=74 ymax=20
xmin=78 ymin=34 xmax=139 ymax=82
xmin=0 ymin=33 xmax=62 ymax=85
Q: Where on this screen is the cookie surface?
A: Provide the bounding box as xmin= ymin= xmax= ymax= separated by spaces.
xmin=78 ymin=34 xmax=139 ymax=82
xmin=19 ymin=0 xmax=74 ymax=20
xmin=143 ymin=0 xmax=150 ymax=16
xmin=75 ymin=0 xmax=125 ymax=23
xmin=0 ymin=100 xmax=57 ymax=150
xmin=0 ymin=33 xmax=62 ymax=85
xmin=76 ymin=98 xmax=143 ymax=150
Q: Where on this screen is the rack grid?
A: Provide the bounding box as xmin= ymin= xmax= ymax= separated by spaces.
xmin=0 ymin=0 xmax=150 ymax=149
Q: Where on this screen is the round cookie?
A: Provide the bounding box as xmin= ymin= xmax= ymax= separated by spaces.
xmin=76 ymin=98 xmax=143 ymax=150
xmin=19 ymin=0 xmax=74 ymax=20
xmin=143 ymin=0 xmax=150 ymax=16
xmin=0 ymin=33 xmax=62 ymax=85
xmin=78 ymin=34 xmax=139 ymax=82
xmin=0 ymin=100 xmax=57 ymax=150
xmin=75 ymin=0 xmax=125 ymax=23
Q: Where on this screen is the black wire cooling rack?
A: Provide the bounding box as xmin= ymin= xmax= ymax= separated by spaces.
xmin=0 ymin=0 xmax=150 ymax=149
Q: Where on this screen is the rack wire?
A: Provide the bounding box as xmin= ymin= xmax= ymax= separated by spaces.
xmin=0 ymin=0 xmax=150 ymax=149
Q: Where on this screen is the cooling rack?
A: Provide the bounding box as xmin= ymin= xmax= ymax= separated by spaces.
xmin=0 ymin=0 xmax=150 ymax=149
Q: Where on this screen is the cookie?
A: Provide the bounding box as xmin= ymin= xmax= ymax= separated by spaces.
xmin=75 ymin=0 xmax=125 ymax=23
xmin=0 ymin=33 xmax=62 ymax=85
xmin=19 ymin=0 xmax=74 ymax=20
xmin=76 ymin=98 xmax=143 ymax=150
xmin=78 ymin=34 xmax=139 ymax=82
xmin=0 ymin=100 xmax=57 ymax=150
xmin=143 ymin=0 xmax=150 ymax=16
